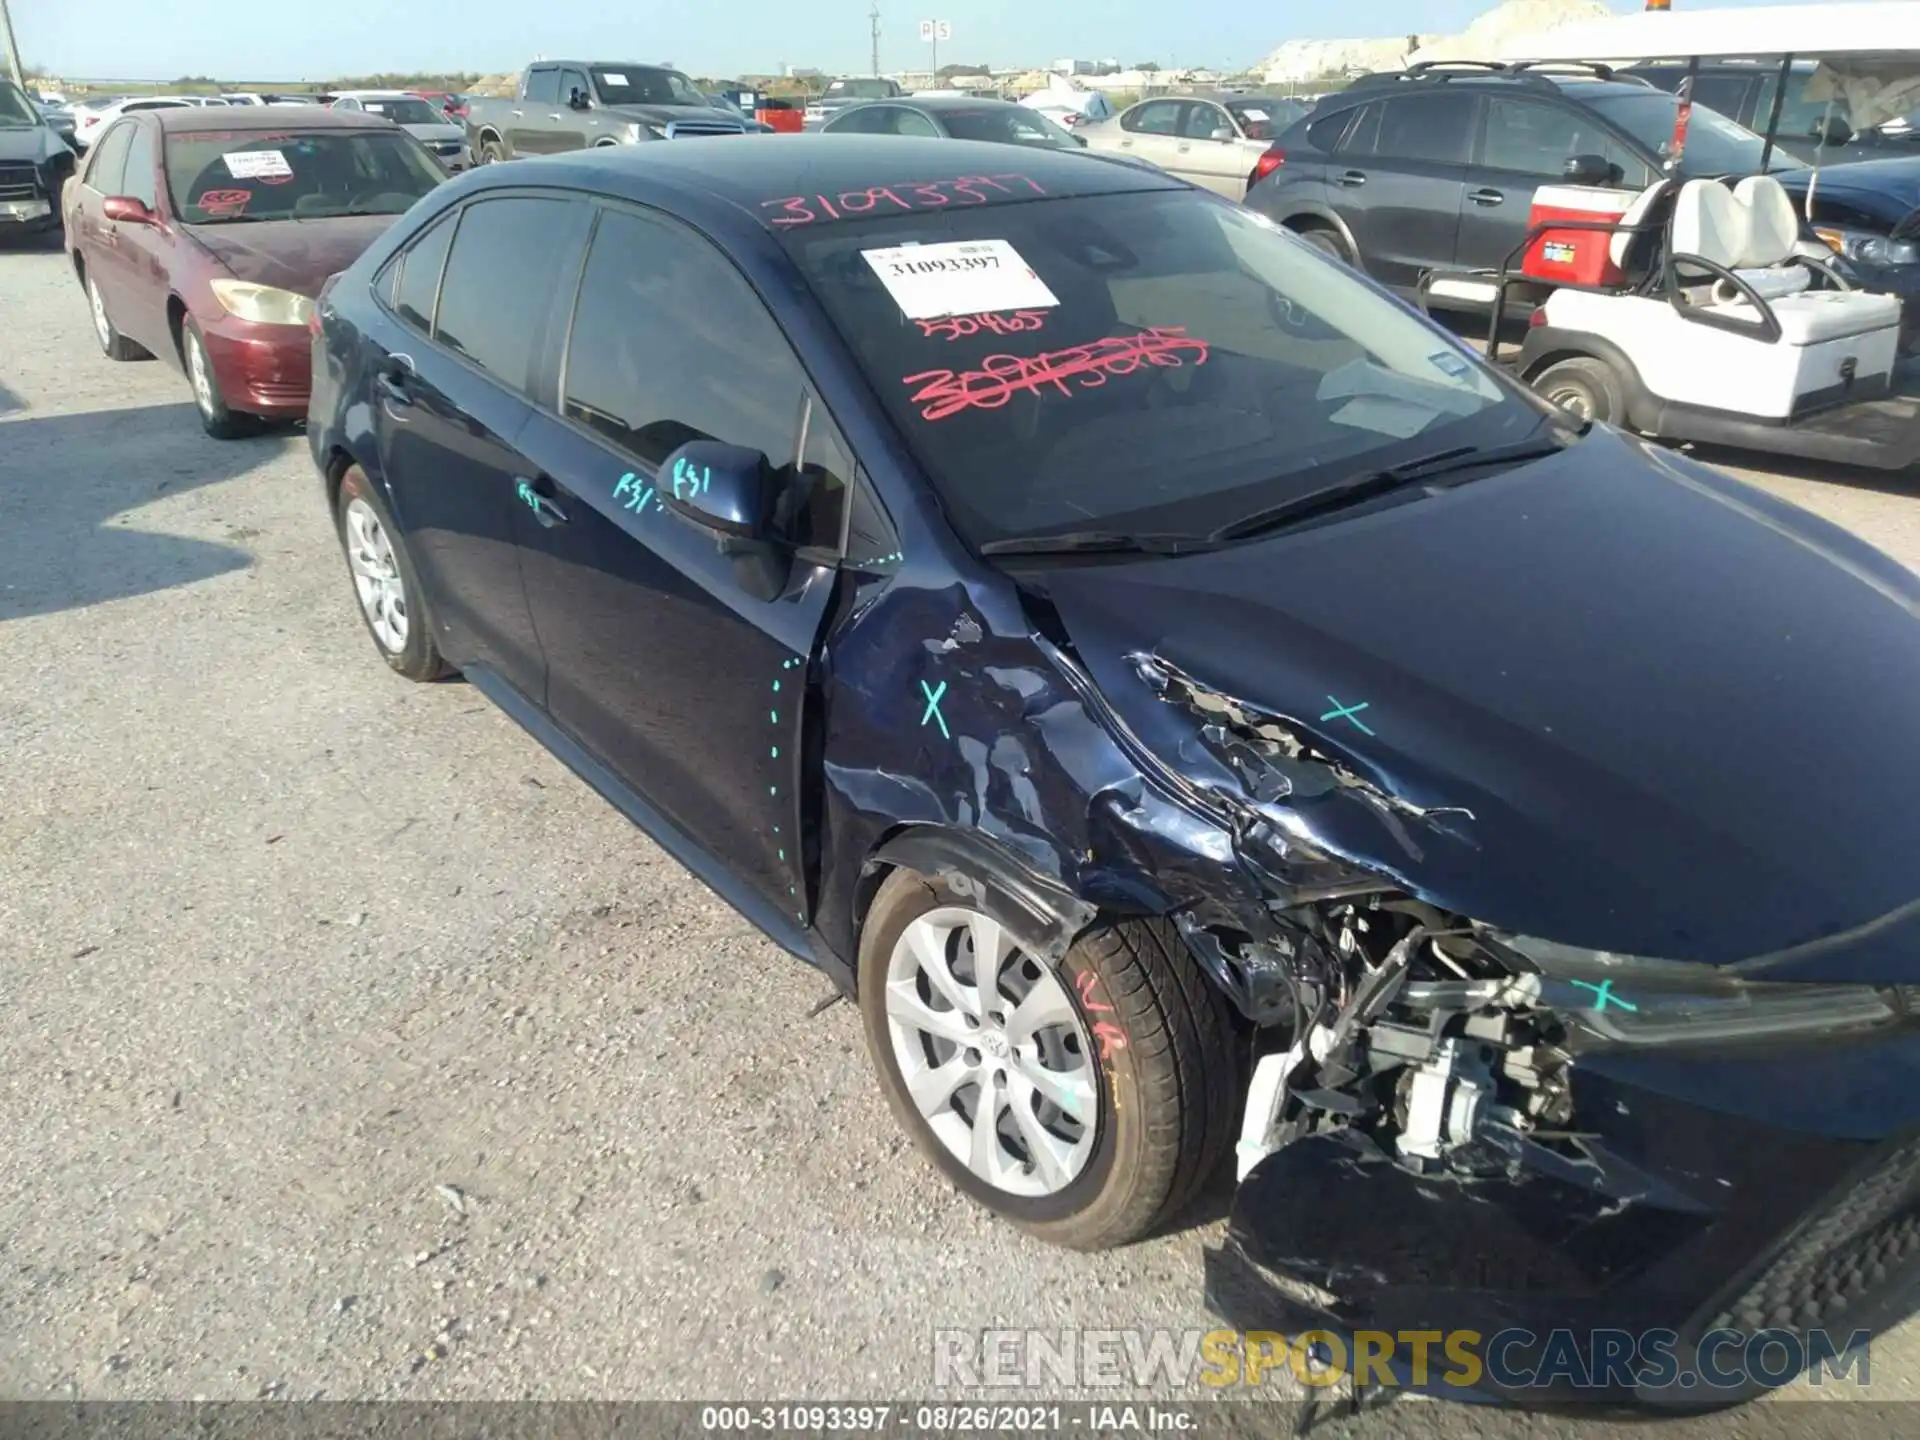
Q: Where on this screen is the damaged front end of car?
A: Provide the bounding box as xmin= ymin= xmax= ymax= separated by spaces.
xmin=1117 ymin=653 xmax=1920 ymax=1407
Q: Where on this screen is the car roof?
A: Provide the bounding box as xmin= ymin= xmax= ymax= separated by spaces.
xmin=1323 ymin=72 xmax=1659 ymax=106
xmin=463 ymin=134 xmax=1181 ymax=231
xmin=153 ymin=105 xmax=397 ymax=134
xmin=334 ymin=89 xmax=419 ymax=99
xmin=541 ymin=60 xmax=680 ymax=72
xmin=887 ymin=95 xmax=1034 ymax=111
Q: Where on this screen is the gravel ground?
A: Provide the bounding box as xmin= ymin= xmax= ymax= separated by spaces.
xmin=1 ymin=238 xmax=1916 ymax=1433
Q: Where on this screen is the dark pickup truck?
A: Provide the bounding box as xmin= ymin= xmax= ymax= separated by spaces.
xmin=466 ymin=61 xmax=748 ymax=163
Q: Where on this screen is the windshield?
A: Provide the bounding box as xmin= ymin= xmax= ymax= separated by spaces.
xmin=940 ymin=106 xmax=1079 ymax=149
xmin=785 ymin=190 xmax=1540 ymax=550
xmin=166 ymin=130 xmax=445 ymax=223
xmin=590 ymin=68 xmax=706 ymax=107
xmin=0 ymin=81 xmax=42 ymax=126
xmin=360 ymin=98 xmax=442 ymax=126
xmin=1584 ymin=91 xmax=1800 ymax=175
xmin=830 ymin=79 xmax=896 ymax=100
xmin=1226 ymin=98 xmax=1300 ymax=142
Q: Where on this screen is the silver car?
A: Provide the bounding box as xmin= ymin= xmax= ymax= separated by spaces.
xmin=328 ymin=89 xmax=469 ymax=170
xmin=1080 ymin=92 xmax=1306 ymax=199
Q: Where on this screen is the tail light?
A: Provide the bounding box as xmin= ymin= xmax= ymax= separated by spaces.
xmin=1252 ymin=148 xmax=1285 ymax=185
xmin=1528 ymin=306 xmax=1549 ymax=328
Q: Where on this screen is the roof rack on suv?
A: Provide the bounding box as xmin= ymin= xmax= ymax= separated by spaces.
xmin=1344 ymin=58 xmax=1648 ymax=93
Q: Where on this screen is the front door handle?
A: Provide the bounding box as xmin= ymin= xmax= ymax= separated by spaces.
xmin=1469 ymin=188 xmax=1505 ymax=206
xmin=515 ymin=477 xmax=568 ymax=528
xmin=1176 ymin=143 xmax=1191 ymax=153
xmin=1336 ymin=170 xmax=1367 ymax=187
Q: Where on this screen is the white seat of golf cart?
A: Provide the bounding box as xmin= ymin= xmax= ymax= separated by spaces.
xmin=1671 ymin=178 xmax=1899 ymax=342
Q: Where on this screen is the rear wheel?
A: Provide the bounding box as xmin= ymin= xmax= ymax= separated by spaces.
xmin=858 ymin=869 xmax=1239 ymax=1251
xmin=477 ymin=136 xmax=507 ymax=165
xmin=86 ymin=272 xmax=148 ymax=361
xmin=1533 ymin=355 xmax=1626 ymax=427
xmin=1291 ymin=223 xmax=1352 ymax=266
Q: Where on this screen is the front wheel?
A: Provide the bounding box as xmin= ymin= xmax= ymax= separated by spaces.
xmin=181 ymin=318 xmax=258 ymax=440
xmin=477 ymin=137 xmax=507 ymax=165
xmin=858 ymin=869 xmax=1239 ymax=1250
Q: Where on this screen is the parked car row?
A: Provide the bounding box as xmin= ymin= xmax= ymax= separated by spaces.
xmin=0 ymin=78 xmax=78 ymax=243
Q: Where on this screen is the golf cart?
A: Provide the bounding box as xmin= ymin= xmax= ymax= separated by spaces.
xmin=1429 ymin=3 xmax=1920 ymax=469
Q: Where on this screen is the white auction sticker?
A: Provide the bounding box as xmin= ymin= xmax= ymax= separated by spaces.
xmin=862 ymin=239 xmax=1059 ymax=321
xmin=600 ymin=72 xmax=628 ymax=86
xmin=222 ymin=149 xmax=293 ymax=179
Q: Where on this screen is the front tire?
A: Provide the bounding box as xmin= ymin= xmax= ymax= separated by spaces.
xmin=1291 ymin=223 xmax=1353 ymax=266
xmin=181 ymin=318 xmax=258 ymax=439
xmin=334 ymin=465 xmax=452 ymax=682
xmin=477 ymin=136 xmax=507 ymax=165
xmin=859 ymin=869 xmax=1239 ymax=1250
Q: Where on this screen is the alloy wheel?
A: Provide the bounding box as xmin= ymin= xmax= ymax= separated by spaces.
xmin=186 ymin=332 xmax=216 ymax=417
xmin=343 ymin=497 xmax=409 ymax=653
xmin=883 ymin=907 xmax=1098 ymax=1197
xmin=87 ymin=276 xmax=111 ymax=350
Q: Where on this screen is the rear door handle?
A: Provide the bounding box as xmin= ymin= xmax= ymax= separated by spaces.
xmin=1336 ymin=170 xmax=1367 ymax=187
xmin=374 ymin=357 xmax=414 ymax=406
xmin=1176 ymin=143 xmax=1192 ymax=153
xmin=1469 ymin=188 xmax=1505 ymax=206
xmin=515 ymin=477 xmax=568 ymax=528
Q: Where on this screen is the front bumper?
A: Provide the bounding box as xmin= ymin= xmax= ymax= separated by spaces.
xmin=0 ymin=196 xmax=59 ymax=234
xmin=198 ymin=313 xmax=312 ymax=418
xmin=1207 ymin=1029 xmax=1920 ymax=1405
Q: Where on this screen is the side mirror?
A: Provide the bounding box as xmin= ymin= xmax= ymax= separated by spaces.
xmin=1562 ymin=152 xmax=1618 ymax=187
xmin=101 ymin=195 xmax=155 ymax=224
xmin=568 ymin=88 xmax=591 ymax=111
xmin=1209 ymin=126 xmax=1236 ymax=142
xmin=659 ymin=441 xmax=792 ymax=601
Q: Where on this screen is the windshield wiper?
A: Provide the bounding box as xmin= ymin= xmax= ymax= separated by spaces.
xmin=979 ymin=529 xmax=1213 ymax=557
xmin=1207 ymin=432 xmax=1575 ymax=545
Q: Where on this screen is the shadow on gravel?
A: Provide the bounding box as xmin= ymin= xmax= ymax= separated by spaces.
xmin=0 ymin=400 xmax=289 ymax=621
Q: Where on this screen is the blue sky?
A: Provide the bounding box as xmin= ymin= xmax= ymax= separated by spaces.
xmin=12 ymin=0 xmax=1827 ymax=83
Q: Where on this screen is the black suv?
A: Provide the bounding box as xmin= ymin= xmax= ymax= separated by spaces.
xmin=1247 ymin=61 xmax=1790 ymax=302
xmin=1626 ymin=60 xmax=1920 ymax=166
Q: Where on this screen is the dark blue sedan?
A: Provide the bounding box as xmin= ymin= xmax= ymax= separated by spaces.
xmin=309 ymin=136 xmax=1920 ymax=1404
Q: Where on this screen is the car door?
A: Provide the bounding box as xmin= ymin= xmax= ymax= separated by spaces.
xmin=369 ymin=194 xmax=591 ymax=699
xmin=1111 ymin=98 xmax=1187 ymax=173
xmin=554 ymin=68 xmax=593 ymax=150
xmin=1171 ymin=101 xmax=1247 ymax=196
xmin=512 ymin=67 xmax=562 ymax=155
xmin=1456 ymin=95 xmax=1656 ymax=275
xmin=101 ymin=117 xmax=173 ymax=357
xmin=1329 ymin=91 xmax=1479 ymax=292
xmin=508 ymin=203 xmax=842 ymax=925
xmin=71 ymin=119 xmax=135 ymax=305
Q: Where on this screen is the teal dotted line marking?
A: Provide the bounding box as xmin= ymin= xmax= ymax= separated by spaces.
xmin=857 ymin=550 xmax=904 ymax=568
xmin=772 ymin=656 xmax=804 ymax=923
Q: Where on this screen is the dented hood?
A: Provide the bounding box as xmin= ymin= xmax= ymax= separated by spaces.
xmin=1038 ymin=429 xmax=1920 ymax=976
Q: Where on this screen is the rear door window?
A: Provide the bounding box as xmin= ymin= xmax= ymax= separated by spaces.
xmin=1125 ymin=100 xmax=1183 ymax=136
xmin=560 ymin=205 xmax=806 ymax=469
xmin=1691 ymin=75 xmax=1755 ymax=124
xmin=1368 ymin=93 xmax=1476 ymax=164
xmin=434 ymin=195 xmax=590 ymax=392
xmin=891 ymin=108 xmax=942 ymax=138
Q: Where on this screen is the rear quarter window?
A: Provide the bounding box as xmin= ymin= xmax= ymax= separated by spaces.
xmin=1306 ymin=108 xmax=1359 ymax=152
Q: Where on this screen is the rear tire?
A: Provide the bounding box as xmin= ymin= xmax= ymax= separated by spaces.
xmin=86 ymin=272 xmax=148 ymax=361
xmin=1291 ymin=224 xmax=1352 ymax=266
xmin=859 ymin=868 xmax=1240 ymax=1251
xmin=1533 ymin=355 xmax=1626 ymax=428
xmin=478 ymin=137 xmax=507 ymax=165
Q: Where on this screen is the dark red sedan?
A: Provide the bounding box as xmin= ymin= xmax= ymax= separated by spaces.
xmin=63 ymin=106 xmax=446 ymax=437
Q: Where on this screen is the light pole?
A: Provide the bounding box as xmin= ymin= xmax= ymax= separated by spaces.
xmin=870 ymin=2 xmax=881 ymax=78
xmin=0 ymin=0 xmax=26 ymax=89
